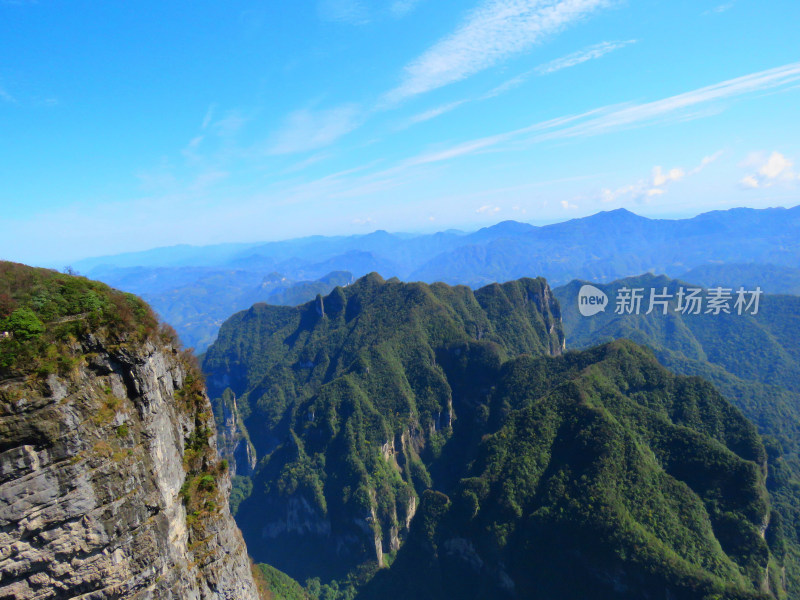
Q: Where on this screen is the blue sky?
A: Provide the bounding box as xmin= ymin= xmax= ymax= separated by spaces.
xmin=1 ymin=0 xmax=799 ymax=265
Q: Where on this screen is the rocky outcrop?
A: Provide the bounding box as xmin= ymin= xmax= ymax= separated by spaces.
xmin=217 ymin=392 xmax=256 ymax=478
xmin=0 ymin=335 xmax=261 ymax=599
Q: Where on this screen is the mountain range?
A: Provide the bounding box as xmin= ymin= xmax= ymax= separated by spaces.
xmin=74 ymin=205 xmax=800 ymax=352
xmin=201 ymin=273 xmax=785 ymax=599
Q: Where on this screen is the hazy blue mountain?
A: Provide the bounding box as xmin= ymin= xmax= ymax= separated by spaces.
xmin=410 ymin=206 xmax=800 ymax=286
xmin=77 ymin=206 xmax=800 ymax=290
xmin=681 ymin=263 xmax=800 ymax=296
xmin=78 ymin=205 xmax=800 ymax=353
xmin=95 ymin=268 xmax=354 ymax=352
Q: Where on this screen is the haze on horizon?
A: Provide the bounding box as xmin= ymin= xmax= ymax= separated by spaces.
xmin=1 ymin=0 xmax=799 ymax=266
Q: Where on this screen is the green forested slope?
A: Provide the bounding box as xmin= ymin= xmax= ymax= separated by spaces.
xmin=204 ymin=274 xmax=783 ymax=599
xmin=554 ymin=274 xmax=800 ymax=597
xmin=360 ymin=342 xmax=776 ymax=600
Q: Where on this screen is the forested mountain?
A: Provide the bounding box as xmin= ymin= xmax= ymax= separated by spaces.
xmin=202 ymin=273 xmax=784 ymax=599
xmin=70 ymin=204 xmax=800 ymax=360
xmin=554 ymin=274 xmax=800 ymax=594
xmin=76 ymin=206 xmax=800 ymax=353
xmin=680 ymin=264 xmax=800 ymax=296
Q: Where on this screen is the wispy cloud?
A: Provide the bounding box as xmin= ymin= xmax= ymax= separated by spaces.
xmin=391 ymin=0 xmax=423 ymax=17
xmin=535 ymin=39 xmax=636 ymax=75
xmin=0 ymin=86 xmax=15 ymax=103
xmin=704 ymin=2 xmax=734 ymax=15
xmin=390 ymin=61 xmax=800 ymax=165
xmin=538 ymin=62 xmax=800 ymax=141
xmin=212 ymin=111 xmax=248 ymax=138
xmin=690 ymin=150 xmax=724 ymax=174
xmin=480 ymin=71 xmax=533 ymax=99
xmin=384 ymin=0 xmax=613 ymax=104
xmin=403 ymin=100 xmax=469 ymax=127
xmin=268 ymin=104 xmax=362 ymax=154
xmin=201 ymin=104 xmax=216 ymax=129
xmin=318 ymin=0 xmax=370 ymax=25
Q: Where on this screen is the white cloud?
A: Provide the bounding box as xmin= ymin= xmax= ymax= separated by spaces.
xmin=560 ymin=200 xmax=578 ymax=210
xmin=760 ymin=151 xmax=793 ymax=178
xmin=652 ymin=166 xmax=685 ymax=187
xmin=739 ymin=151 xmax=796 ymax=189
xmin=268 ymin=104 xmax=362 ymax=154
xmin=705 ymin=3 xmax=734 ymax=14
xmin=351 ymin=216 xmax=374 ymax=225
xmin=384 ymin=0 xmax=612 ymax=104
xmin=480 ymin=72 xmax=533 ymax=99
xmin=476 ymin=204 xmax=501 ymax=214
xmin=740 ymin=175 xmax=760 ymax=189
xmin=537 ymin=62 xmax=800 ymax=141
xmin=535 ymin=39 xmax=636 ymax=75
xmin=601 ymin=153 xmax=720 ymax=204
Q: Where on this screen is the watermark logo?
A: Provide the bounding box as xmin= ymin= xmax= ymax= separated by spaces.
xmin=578 ymin=285 xmax=763 ymax=317
xmin=578 ymin=284 xmax=609 ymax=317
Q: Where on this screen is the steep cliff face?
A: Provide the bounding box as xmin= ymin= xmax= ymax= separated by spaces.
xmin=202 ymin=274 xmax=565 ymax=582
xmin=0 ymin=263 xmax=260 ymax=600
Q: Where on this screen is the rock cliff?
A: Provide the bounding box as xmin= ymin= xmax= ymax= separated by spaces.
xmin=0 ymin=263 xmax=261 ymax=600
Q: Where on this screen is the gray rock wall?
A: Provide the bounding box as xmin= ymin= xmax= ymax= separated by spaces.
xmin=0 ymin=337 xmax=260 ymax=600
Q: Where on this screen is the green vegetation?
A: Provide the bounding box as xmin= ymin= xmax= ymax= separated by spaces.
xmin=203 ymin=274 xmax=563 ymax=582
xmin=359 ymin=342 xmax=772 ymax=600
xmin=204 ymin=273 xmax=781 ymax=598
xmin=253 ymin=563 xmax=311 ymax=600
xmin=0 ymin=261 xmax=161 ymax=378
xmin=555 ymin=273 xmax=800 ymax=597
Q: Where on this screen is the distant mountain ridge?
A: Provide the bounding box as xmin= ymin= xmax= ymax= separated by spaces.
xmin=76 ymin=205 xmax=800 ymax=287
xmin=76 ymin=204 xmax=800 ymax=353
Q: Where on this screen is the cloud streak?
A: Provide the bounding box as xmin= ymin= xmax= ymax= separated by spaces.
xmin=384 ymin=0 xmax=613 ymax=104
xmin=391 ymin=61 xmax=800 ymax=166
xmin=536 ymin=62 xmax=800 ymax=141
xmin=268 ymin=104 xmax=363 ymax=154
xmin=402 ymin=100 xmax=469 ymax=127
xmin=535 ymin=39 xmax=636 ymax=75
